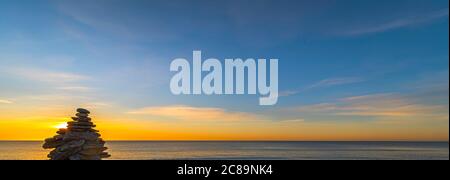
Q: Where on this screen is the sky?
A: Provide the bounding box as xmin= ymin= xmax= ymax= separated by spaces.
xmin=0 ymin=0 xmax=448 ymax=141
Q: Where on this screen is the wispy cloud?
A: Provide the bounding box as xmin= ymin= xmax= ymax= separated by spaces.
xmin=128 ymin=105 xmax=261 ymax=122
xmin=293 ymin=103 xmax=343 ymax=113
xmin=23 ymin=94 xmax=88 ymax=102
xmin=3 ymin=67 xmax=88 ymax=83
xmin=336 ymin=94 xmax=444 ymax=117
xmin=278 ymin=90 xmax=300 ymax=97
xmin=57 ymin=86 xmax=93 ymax=92
xmin=291 ymin=92 xmax=448 ymax=119
xmin=0 ymin=99 xmax=13 ymax=104
xmin=309 ymin=77 xmax=365 ymax=89
xmin=339 ymin=8 xmax=449 ymax=36
xmin=280 ymin=77 xmax=364 ymax=97
xmin=339 ymin=93 xmax=394 ymax=102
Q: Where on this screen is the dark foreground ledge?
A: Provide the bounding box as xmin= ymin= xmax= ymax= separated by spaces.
xmin=1 ymin=160 xmax=449 ymax=179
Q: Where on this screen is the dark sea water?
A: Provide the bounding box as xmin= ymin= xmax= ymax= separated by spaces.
xmin=0 ymin=141 xmax=448 ymax=160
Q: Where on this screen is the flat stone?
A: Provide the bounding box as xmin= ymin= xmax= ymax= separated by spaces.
xmin=68 ymin=121 xmax=94 ymax=126
xmin=68 ymin=128 xmax=89 ymax=132
xmin=89 ymin=129 xmax=99 ymax=133
xmin=53 ymin=134 xmax=64 ymax=141
xmin=59 ymin=139 xmax=85 ymax=152
xmin=43 ymin=140 xmax=64 ymax=149
xmin=68 ymin=125 xmax=93 ymax=129
xmin=77 ymin=117 xmax=92 ymax=122
xmin=57 ymin=128 xmax=67 ymax=135
xmin=86 ymin=139 xmax=105 ymax=146
xmin=80 ymin=147 xmax=108 ymax=155
xmin=71 ymin=117 xmax=92 ymax=121
xmin=63 ymin=132 xmax=100 ymax=141
xmin=45 ymin=137 xmax=56 ymax=143
xmin=76 ymin=108 xmax=90 ymax=114
xmin=76 ymin=113 xmax=89 ymax=118
xmin=68 ymin=125 xmax=95 ymax=129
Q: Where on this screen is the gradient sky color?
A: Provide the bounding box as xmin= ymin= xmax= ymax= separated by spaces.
xmin=0 ymin=0 xmax=448 ymax=141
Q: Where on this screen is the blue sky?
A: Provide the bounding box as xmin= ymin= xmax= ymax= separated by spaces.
xmin=0 ymin=0 xmax=448 ymax=140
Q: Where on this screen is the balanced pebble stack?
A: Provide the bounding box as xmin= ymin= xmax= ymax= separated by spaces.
xmin=43 ymin=108 xmax=110 ymax=160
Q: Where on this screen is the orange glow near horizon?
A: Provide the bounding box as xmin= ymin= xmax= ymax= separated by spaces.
xmin=0 ymin=105 xmax=448 ymax=141
xmin=0 ymin=115 xmax=448 ymax=141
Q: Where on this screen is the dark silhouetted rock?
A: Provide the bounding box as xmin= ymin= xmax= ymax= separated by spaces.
xmin=43 ymin=108 xmax=110 ymax=160
xmin=76 ymin=113 xmax=89 ymax=118
xmin=77 ymin=108 xmax=90 ymax=114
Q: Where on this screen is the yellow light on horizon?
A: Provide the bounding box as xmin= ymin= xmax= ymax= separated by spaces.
xmin=54 ymin=122 xmax=67 ymax=129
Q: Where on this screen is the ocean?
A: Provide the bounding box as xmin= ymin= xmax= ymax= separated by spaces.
xmin=0 ymin=141 xmax=448 ymax=160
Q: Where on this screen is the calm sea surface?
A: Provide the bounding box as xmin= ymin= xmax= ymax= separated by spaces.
xmin=0 ymin=141 xmax=448 ymax=160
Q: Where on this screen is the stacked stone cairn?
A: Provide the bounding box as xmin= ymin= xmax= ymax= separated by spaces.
xmin=43 ymin=108 xmax=110 ymax=160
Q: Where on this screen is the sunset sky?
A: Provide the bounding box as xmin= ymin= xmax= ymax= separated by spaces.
xmin=0 ymin=0 xmax=448 ymax=141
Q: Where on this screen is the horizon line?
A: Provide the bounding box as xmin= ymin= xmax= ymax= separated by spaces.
xmin=1 ymin=140 xmax=448 ymax=143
